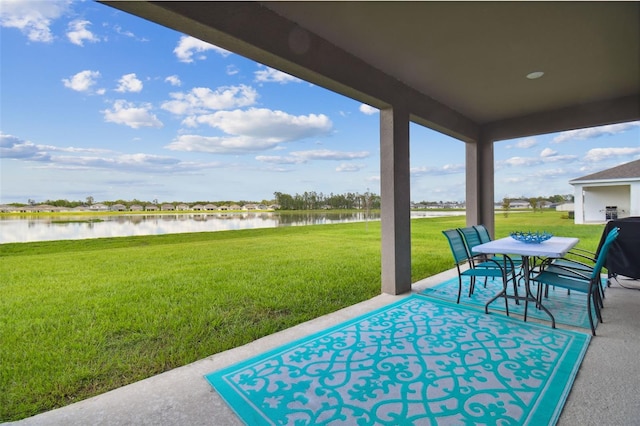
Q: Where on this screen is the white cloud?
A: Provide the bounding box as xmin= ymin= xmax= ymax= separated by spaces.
xmin=102 ymin=100 xmax=163 ymax=129
xmin=0 ymin=133 xmax=50 ymax=161
xmin=553 ymin=121 xmax=640 ymax=143
xmin=0 ymin=0 xmax=71 ymax=43
xmin=540 ymin=147 xmax=557 ymax=157
xmin=62 ymin=70 xmax=103 ymax=93
xmin=514 ymin=138 xmax=537 ymax=149
xmin=161 ymin=85 xmax=258 ymax=116
xmin=502 ymin=156 xmax=540 ymax=167
xmin=193 ymin=108 xmax=332 ymax=142
xmin=173 ymin=35 xmax=231 ymax=63
xmin=255 ymin=155 xmax=304 ymax=165
xmin=336 ymin=163 xmax=364 ymax=172
xmin=254 ymin=65 xmax=301 ymax=84
xmin=583 ymin=147 xmax=640 ymax=162
xmin=410 ymin=163 xmax=464 ymax=177
xmin=167 ymin=110 xmax=334 ymax=154
xmin=166 ymin=134 xmax=281 ymax=154
xmin=359 ymin=104 xmax=378 ymax=115
xmin=115 ymin=73 xmax=143 ymax=93
xmin=289 ymin=149 xmax=369 ymax=161
xmin=255 ymin=150 xmax=368 ymax=165
xmin=166 ymin=108 xmax=334 ymax=154
xmin=226 ymin=65 xmax=239 ymax=76
xmin=1 ymin=132 xmax=224 ymax=174
xmin=165 ymin=75 xmax=181 ymax=87
xmin=66 ymin=19 xmax=99 ymax=46
xmin=112 ymin=24 xmax=135 ymax=38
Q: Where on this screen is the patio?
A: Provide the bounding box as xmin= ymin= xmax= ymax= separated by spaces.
xmin=11 ymin=270 xmax=640 ymax=425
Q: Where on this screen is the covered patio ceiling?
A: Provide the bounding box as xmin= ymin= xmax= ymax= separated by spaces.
xmin=102 ymin=1 xmax=639 ymax=142
xmin=101 ymin=1 xmax=640 ymax=295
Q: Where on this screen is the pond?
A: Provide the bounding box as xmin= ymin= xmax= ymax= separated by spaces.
xmin=0 ymin=211 xmax=465 ymax=244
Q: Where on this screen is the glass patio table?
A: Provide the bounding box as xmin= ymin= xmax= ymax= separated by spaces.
xmin=472 ymin=236 xmax=579 ymax=328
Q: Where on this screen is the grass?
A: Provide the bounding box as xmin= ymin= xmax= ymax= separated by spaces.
xmin=0 ymin=211 xmax=605 ymax=421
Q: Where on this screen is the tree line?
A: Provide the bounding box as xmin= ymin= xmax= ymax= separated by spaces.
xmin=273 ymin=191 xmax=381 ymax=210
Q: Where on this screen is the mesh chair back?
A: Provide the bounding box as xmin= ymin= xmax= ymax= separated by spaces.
xmin=458 ymin=226 xmax=483 ymax=252
xmin=442 ymin=229 xmax=470 ymax=264
xmin=473 ymin=225 xmax=492 ymax=243
xmin=591 ymin=227 xmax=620 ymax=279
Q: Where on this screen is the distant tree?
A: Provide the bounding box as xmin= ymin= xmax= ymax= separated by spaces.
xmin=86 ymin=196 xmax=94 ymax=206
xmin=502 ymin=197 xmax=511 ymax=217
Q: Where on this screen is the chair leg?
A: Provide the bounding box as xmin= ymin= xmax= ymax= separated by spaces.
xmin=502 ymin=273 xmax=510 ymax=316
xmin=456 ymin=276 xmax=463 ymax=304
xmin=586 ymin=293 xmax=596 ymax=336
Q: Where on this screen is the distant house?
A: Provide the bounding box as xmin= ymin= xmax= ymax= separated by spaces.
xmin=161 ymin=204 xmax=175 ymax=211
xmin=89 ymin=203 xmax=109 ymax=212
xmin=192 ymin=204 xmax=204 ymax=211
xmin=33 ymin=204 xmax=61 ymax=212
xmin=130 ymin=204 xmax=144 ymax=211
xmin=508 ymin=200 xmax=531 ymax=209
xmin=555 ymin=202 xmax=575 ymax=212
xmin=570 ymin=159 xmax=640 ymax=224
xmin=145 ymin=204 xmax=159 ymax=211
xmin=204 ymin=204 xmax=218 ymax=211
xmin=111 ymin=204 xmax=127 ymax=211
xmin=176 ymin=203 xmax=190 ymax=211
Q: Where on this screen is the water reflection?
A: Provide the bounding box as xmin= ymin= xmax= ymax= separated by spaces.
xmin=0 ymin=211 xmax=464 ymax=244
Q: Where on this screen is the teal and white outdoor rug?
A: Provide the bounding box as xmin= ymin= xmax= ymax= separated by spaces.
xmin=420 ymin=276 xmax=603 ymax=331
xmin=205 ymin=295 xmax=590 ymax=425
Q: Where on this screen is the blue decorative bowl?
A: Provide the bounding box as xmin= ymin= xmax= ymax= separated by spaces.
xmin=510 ymin=231 xmax=553 ymax=244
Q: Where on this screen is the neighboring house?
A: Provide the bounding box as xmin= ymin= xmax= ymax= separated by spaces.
xmin=555 ymin=202 xmax=575 ymax=212
xmin=508 ymin=200 xmax=531 ymax=209
xmin=176 ymin=203 xmax=190 ymax=211
xmin=204 ymin=204 xmax=218 ymax=211
xmin=130 ymin=204 xmax=144 ymax=211
xmin=161 ymin=204 xmax=175 ymax=211
xmin=145 ymin=204 xmax=159 ymax=211
xmin=570 ymin=159 xmax=640 ymax=224
xmin=89 ymin=203 xmax=109 ymax=212
xmin=243 ymin=204 xmax=267 ymax=210
xmin=111 ymin=204 xmax=127 ymax=211
xmin=192 ymin=204 xmax=204 ymax=211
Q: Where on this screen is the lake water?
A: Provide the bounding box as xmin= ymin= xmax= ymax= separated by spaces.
xmin=0 ymin=211 xmax=465 ymax=244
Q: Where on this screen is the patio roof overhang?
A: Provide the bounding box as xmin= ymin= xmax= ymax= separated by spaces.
xmin=101 ymin=1 xmax=640 ymax=294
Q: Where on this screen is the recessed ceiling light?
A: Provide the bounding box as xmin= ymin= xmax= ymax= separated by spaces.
xmin=526 ymin=71 xmax=545 ymax=80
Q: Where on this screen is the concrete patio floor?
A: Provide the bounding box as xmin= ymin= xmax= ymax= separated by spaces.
xmin=7 ymin=269 xmax=640 ymax=425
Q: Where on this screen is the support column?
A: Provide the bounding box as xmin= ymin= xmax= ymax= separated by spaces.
xmin=380 ymin=106 xmax=412 ymax=295
xmin=465 ymin=135 xmax=495 ymax=235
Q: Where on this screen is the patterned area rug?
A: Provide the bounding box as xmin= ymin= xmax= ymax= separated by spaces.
xmin=420 ymin=276 xmax=603 ymax=331
xmin=206 ymin=296 xmax=590 ymax=425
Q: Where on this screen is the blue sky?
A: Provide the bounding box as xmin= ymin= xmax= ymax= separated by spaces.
xmin=1 ymin=0 xmax=639 ymax=205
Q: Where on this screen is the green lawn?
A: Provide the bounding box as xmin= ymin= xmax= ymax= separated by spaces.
xmin=0 ymin=211 xmax=605 ymax=421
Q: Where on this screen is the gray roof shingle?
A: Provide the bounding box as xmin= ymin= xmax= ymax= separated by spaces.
xmin=570 ymin=159 xmax=640 ymax=182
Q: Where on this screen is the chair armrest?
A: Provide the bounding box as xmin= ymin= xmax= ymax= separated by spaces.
xmin=566 ymin=250 xmax=596 ymax=263
xmin=551 ymin=257 xmax=594 ymax=270
xmin=540 ymin=263 xmax=592 ymax=281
